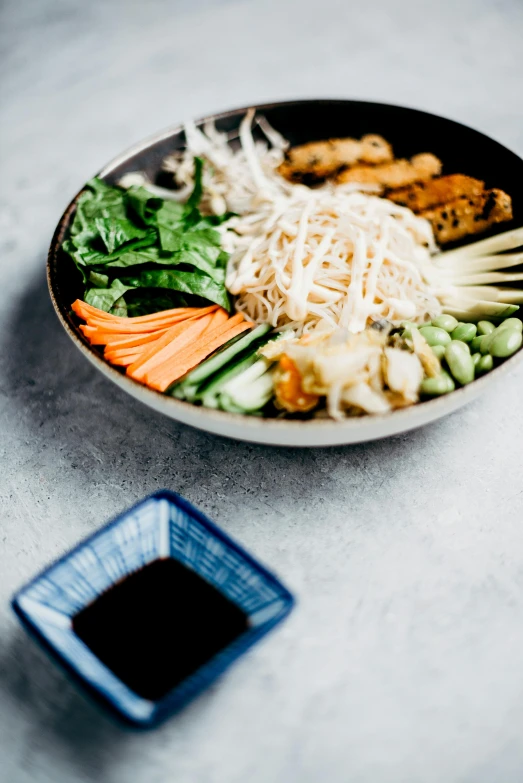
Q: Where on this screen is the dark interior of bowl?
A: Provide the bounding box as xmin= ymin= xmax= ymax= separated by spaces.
xmin=49 ymin=99 xmax=523 ymax=357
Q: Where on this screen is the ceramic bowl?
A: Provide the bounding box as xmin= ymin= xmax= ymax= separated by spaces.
xmin=47 ymin=99 xmax=523 ymax=446
xmin=12 ymin=490 xmax=294 ymax=726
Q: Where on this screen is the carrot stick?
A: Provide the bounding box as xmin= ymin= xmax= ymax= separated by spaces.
xmin=142 ymin=314 xmax=249 ymax=387
xmin=80 ymin=326 xmax=174 ymax=347
xmin=84 ymin=310 xmax=206 ymax=334
xmin=127 ymin=314 xmax=214 ymax=381
xmin=107 ymin=353 xmax=144 ymax=367
xmin=201 ymin=308 xmax=229 ymax=334
xmin=79 ymin=324 xmax=106 ymax=344
xmin=145 ymin=321 xmax=252 ymax=392
xmin=72 ymin=300 xmax=205 ymax=325
xmin=99 ymin=329 xmax=171 ymax=350
xmin=104 ymin=345 xmax=150 ymax=361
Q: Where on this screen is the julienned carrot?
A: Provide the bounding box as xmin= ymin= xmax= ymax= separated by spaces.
xmin=138 ymin=312 xmax=247 ymax=383
xmin=72 ymin=300 xmax=204 ymax=325
xmin=81 ymin=326 xmax=176 ymax=347
xmin=202 ymin=308 xmax=229 ymax=334
xmin=144 ymin=317 xmax=252 ymax=392
xmin=127 ymin=314 xmax=215 ymax=382
xmin=146 ymin=313 xmax=245 ymax=384
xmin=78 ymin=307 xmax=221 ymax=346
xmin=80 ymin=326 xmax=167 ymax=346
xmin=146 ymin=322 xmax=252 ymax=392
xmin=107 ymin=353 xmax=144 ymax=367
xmin=144 ymin=317 xmax=249 ymax=388
xmin=83 ymin=309 xmax=210 ymax=335
xmin=104 ymin=345 xmax=149 ymax=361
xmin=98 ymin=329 xmax=172 ymax=351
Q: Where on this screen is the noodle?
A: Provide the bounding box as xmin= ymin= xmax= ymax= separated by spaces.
xmin=164 ymin=112 xmax=442 ymax=335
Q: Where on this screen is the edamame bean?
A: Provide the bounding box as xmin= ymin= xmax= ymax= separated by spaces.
xmin=445 ymin=341 xmax=475 ymax=385
xmin=472 ymin=352 xmax=481 ymax=368
xmin=489 ymin=328 xmax=523 ymax=358
xmin=480 ymin=332 xmax=496 ymax=354
xmin=420 ymin=370 xmax=455 ymax=396
xmin=477 ymin=320 xmax=495 ymax=335
xmin=431 ymin=314 xmax=458 ymax=332
xmin=496 ymin=317 xmax=523 ymax=333
xmin=470 ymin=336 xmax=483 ymax=353
xmin=451 ymin=339 xmax=471 ymax=354
xmin=431 ymin=344 xmax=446 ymax=360
xmin=451 ymin=322 xmax=477 ymax=343
xmin=419 ymin=326 xmax=452 ymax=347
xmin=476 ymin=354 xmax=493 ymax=374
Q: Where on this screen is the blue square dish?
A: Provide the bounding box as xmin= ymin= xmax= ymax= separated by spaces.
xmin=12 ymin=490 xmax=294 ymax=727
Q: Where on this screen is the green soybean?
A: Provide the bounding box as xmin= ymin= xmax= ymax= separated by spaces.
xmin=477 ymin=320 xmax=495 ymax=335
xmin=489 ymin=328 xmax=523 ymax=358
xmin=451 ymin=322 xmax=477 ymax=343
xmin=431 ymin=314 xmax=458 ymax=332
xmin=445 ymin=341 xmax=475 ymax=385
xmin=420 ymin=371 xmax=455 ymax=396
xmin=470 ymin=336 xmax=483 ymax=353
xmin=431 ymin=344 xmax=446 ymax=360
xmin=476 ymin=354 xmax=493 ymax=374
xmin=496 ymin=317 xmax=523 ymax=333
xmin=419 ymin=326 xmax=452 ymax=347
xmin=451 ymin=339 xmax=471 ymax=354
xmin=480 ymin=332 xmax=496 ymax=354
xmin=472 ymin=352 xmax=481 ymax=368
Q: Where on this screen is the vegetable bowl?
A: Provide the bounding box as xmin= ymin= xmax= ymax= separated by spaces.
xmin=47 ymin=99 xmax=523 ymax=447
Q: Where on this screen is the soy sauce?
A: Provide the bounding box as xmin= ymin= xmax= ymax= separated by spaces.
xmin=72 ymin=558 xmax=248 ymax=701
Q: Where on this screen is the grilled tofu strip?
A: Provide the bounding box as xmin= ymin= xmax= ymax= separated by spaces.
xmin=423 ymin=189 xmax=513 ymax=244
xmin=387 ymin=174 xmax=485 ymax=212
xmin=278 ymin=134 xmax=393 ymax=182
xmin=336 ymin=153 xmax=441 ymax=189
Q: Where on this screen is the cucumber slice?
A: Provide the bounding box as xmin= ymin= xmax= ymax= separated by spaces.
xmin=441 ymin=299 xmax=519 ymax=320
xmin=199 ymin=352 xmax=261 ymax=407
xmin=220 ymin=357 xmax=272 ymax=395
xmin=177 ymin=323 xmax=271 ymax=389
xmin=219 ymin=367 xmax=276 ymax=413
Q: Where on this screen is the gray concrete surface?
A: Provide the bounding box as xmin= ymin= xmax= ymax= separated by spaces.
xmin=2 ymin=0 xmax=523 ymax=781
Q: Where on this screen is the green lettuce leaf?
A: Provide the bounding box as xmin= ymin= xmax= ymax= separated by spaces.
xmin=88 ymin=270 xmax=110 ymax=287
xmin=94 ymin=216 xmax=150 ymax=254
xmin=84 ymin=279 xmax=135 ymax=312
xmin=63 ymin=167 xmax=232 ymax=317
xmin=126 ymin=187 xmax=164 ymax=225
xmin=110 ymin=296 xmax=128 ymax=317
xmin=120 ymin=269 xmax=231 ymax=310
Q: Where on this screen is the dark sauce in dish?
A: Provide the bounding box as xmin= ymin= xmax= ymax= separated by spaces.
xmin=72 ymin=558 xmax=248 ymax=701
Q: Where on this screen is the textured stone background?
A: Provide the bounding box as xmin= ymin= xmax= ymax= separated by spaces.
xmin=2 ymin=1 xmax=523 ymax=781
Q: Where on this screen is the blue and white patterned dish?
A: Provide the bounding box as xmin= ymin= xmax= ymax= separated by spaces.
xmin=12 ymin=490 xmax=294 ymax=726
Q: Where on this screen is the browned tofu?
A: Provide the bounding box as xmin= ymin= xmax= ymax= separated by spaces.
xmin=422 ymin=189 xmax=513 ymax=244
xmin=336 ymin=153 xmax=442 ymax=189
xmin=278 ymin=134 xmax=393 ymax=181
xmin=387 ymin=174 xmax=485 ymax=212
